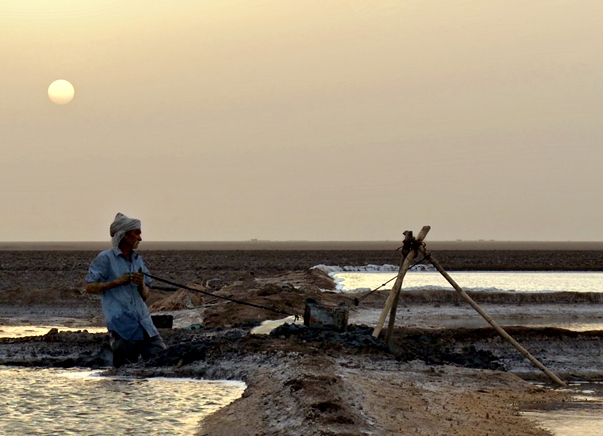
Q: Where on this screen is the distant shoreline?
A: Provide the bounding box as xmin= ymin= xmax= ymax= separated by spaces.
xmin=2 ymin=240 xmax=603 ymax=251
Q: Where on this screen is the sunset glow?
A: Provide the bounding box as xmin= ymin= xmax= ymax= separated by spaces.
xmin=47 ymin=79 xmax=74 ymax=105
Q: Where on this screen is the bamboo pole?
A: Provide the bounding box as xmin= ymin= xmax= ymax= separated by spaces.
xmin=385 ymin=279 xmax=403 ymax=344
xmin=373 ymin=250 xmax=416 ymax=338
xmin=420 ymin=246 xmax=566 ymax=387
xmin=373 ymin=226 xmax=430 ymax=339
xmin=385 ymin=234 xmax=412 ymax=344
xmin=385 ymin=227 xmax=430 ymax=344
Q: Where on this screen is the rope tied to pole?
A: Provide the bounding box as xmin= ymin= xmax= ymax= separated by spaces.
xmin=353 ymin=255 xmax=428 ymax=306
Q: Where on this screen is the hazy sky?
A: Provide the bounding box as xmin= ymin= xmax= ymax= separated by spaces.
xmin=1 ymin=0 xmax=602 ymax=242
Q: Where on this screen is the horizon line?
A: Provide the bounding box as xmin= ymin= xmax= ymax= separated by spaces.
xmin=2 ymin=239 xmax=603 ymax=243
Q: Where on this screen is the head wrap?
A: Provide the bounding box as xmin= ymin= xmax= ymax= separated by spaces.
xmin=110 ymin=212 xmax=141 ymax=249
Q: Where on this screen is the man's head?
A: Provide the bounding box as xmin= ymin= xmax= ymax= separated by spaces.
xmin=122 ymin=229 xmax=142 ymax=250
xmin=110 ymin=213 xmax=142 ymax=249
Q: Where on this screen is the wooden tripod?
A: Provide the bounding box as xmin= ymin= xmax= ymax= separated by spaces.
xmin=372 ymin=226 xmax=566 ymax=387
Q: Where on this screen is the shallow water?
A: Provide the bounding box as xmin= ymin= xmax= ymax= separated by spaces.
xmin=0 ymin=366 xmax=244 ymax=435
xmin=338 ymin=270 xmax=603 ymax=331
xmin=0 ymin=325 xmax=107 ymax=339
xmin=523 ymin=382 xmax=603 ymax=436
xmin=333 ymin=271 xmax=603 ymax=293
xmin=423 ymin=316 xmax=603 ymax=332
xmin=250 ymin=315 xmax=302 ymax=334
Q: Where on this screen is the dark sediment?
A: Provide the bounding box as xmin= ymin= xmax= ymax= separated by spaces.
xmin=2 ymin=323 xmax=602 ymax=383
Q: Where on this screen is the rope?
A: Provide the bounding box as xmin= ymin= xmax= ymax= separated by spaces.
xmin=142 ymin=271 xmax=298 ymax=320
xmin=142 ymin=251 xmax=430 ymax=316
xmin=352 ymin=255 xmax=428 ymax=306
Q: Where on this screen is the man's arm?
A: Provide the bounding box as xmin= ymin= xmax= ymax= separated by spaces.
xmin=86 ymin=274 xmax=132 ymax=295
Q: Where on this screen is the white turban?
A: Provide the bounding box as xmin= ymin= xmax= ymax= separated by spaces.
xmin=110 ymin=212 xmax=141 ymax=249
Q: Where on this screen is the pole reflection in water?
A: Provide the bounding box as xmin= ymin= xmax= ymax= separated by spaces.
xmin=0 ymin=367 xmax=245 ymax=435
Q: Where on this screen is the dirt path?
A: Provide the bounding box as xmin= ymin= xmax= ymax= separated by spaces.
xmin=199 ymin=355 xmax=568 ymax=436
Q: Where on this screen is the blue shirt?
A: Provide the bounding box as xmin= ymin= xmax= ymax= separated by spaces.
xmin=85 ymin=248 xmax=159 ymax=341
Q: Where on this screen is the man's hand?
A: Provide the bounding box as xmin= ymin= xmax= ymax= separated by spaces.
xmin=132 ymin=272 xmax=150 ymax=301
xmin=116 ymin=273 xmax=133 ymax=286
xmin=131 ymin=272 xmax=144 ymax=287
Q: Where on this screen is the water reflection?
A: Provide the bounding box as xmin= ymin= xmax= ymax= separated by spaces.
xmin=426 ymin=317 xmax=603 ymax=332
xmin=0 ymin=367 xmax=244 ymax=435
xmin=0 ymin=325 xmax=107 ymax=338
xmin=334 ymin=271 xmax=603 ymax=293
xmin=523 ymin=382 xmax=603 ymax=436
xmin=250 ymin=315 xmax=302 ymax=335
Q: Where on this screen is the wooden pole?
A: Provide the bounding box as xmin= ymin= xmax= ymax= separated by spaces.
xmin=373 ymin=226 xmax=430 ymax=339
xmin=385 ymin=274 xmax=403 ymax=345
xmin=385 ymin=227 xmax=431 ymax=344
xmin=385 ymin=233 xmax=412 ymax=344
xmin=374 ymin=250 xmax=416 ymax=339
xmin=420 ymin=246 xmax=566 ymax=387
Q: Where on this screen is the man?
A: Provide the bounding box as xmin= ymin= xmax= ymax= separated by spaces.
xmin=86 ymin=212 xmax=166 ymax=367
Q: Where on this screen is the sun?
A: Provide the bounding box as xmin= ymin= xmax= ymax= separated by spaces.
xmin=48 ymin=79 xmax=75 ymax=105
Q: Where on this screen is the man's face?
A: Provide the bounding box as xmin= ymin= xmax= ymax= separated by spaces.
xmin=123 ymin=229 xmax=142 ymax=250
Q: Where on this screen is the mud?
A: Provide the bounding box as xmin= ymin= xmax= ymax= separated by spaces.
xmin=3 ymin=323 xmax=600 ymax=378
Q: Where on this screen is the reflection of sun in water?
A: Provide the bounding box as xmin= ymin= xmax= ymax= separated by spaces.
xmin=48 ymin=79 xmax=75 ymax=105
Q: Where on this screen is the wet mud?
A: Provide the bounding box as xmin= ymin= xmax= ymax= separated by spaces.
xmin=2 ymin=323 xmax=601 ymax=380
